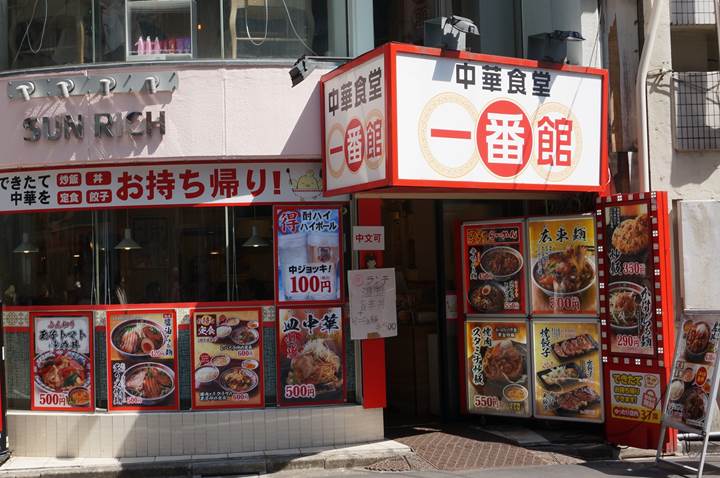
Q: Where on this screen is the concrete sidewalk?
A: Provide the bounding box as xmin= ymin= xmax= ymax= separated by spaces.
xmin=0 ymin=440 xmax=412 ymax=477
xmin=267 ymin=458 xmax=720 ymax=477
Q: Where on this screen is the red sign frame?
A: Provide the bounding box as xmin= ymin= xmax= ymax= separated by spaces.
xmin=29 ymin=311 xmax=95 ymax=412
xmin=189 ymin=306 xmax=265 ymax=410
xmin=106 ymin=309 xmax=179 ymax=412
xmin=597 ymin=192 xmax=676 ymax=452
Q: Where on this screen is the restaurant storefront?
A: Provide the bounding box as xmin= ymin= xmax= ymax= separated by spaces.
xmin=0 ymin=59 xmax=388 ymax=457
xmin=321 ymin=43 xmax=678 ymax=451
xmin=0 ymin=38 xmax=682 ymax=459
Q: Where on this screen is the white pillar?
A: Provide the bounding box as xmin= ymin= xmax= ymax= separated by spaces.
xmin=348 ymin=0 xmax=374 ymax=57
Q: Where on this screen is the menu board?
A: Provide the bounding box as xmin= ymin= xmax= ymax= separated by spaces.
xmin=602 ymin=202 xmax=655 ymax=356
xmin=30 ymin=313 xmax=93 ymax=411
xmin=609 ymin=369 xmax=662 ymax=424
xmin=277 ymin=307 xmax=345 ymax=405
xmin=465 ymin=320 xmax=531 ymax=417
xmin=527 ymin=216 xmax=598 ymax=316
xmin=531 ymin=320 xmax=603 ymax=422
xmin=663 ymin=316 xmax=720 ymax=433
xmin=275 ymin=206 xmax=343 ymax=303
xmin=191 ymin=308 xmax=264 ymax=409
xmin=348 ymin=268 xmax=398 ymax=339
xmin=462 ymin=221 xmax=526 ymax=316
xmin=106 ymin=310 xmax=178 ymax=411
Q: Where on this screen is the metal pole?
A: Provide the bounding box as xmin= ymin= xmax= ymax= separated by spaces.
xmin=636 ymin=0 xmax=666 ymax=192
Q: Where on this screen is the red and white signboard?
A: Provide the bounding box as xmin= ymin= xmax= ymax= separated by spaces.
xmin=0 ymin=160 xmax=340 ymax=212
xmin=321 ymin=43 xmax=608 ymax=195
xmin=352 ymin=226 xmax=385 ymax=251
xmin=322 ymin=50 xmax=387 ymax=193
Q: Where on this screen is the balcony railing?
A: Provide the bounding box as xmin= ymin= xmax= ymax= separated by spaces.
xmin=671 ymin=0 xmax=716 ymax=25
xmin=672 ymin=71 xmax=720 ymax=150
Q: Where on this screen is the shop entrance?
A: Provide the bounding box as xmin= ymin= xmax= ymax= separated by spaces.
xmin=380 ymin=198 xmax=527 ymax=426
xmin=381 ymin=199 xmax=439 ymax=425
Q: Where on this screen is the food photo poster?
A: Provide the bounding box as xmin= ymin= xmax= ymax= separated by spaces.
xmin=531 ymin=319 xmax=603 ymax=422
xmin=275 ymin=206 xmax=343 ymax=303
xmin=462 ymin=221 xmax=527 ymax=316
xmin=664 ymin=316 xmax=720 ymax=433
xmin=31 ymin=312 xmax=94 ymax=411
xmin=191 ymin=309 xmax=264 ymax=409
xmin=465 ymin=320 xmax=531 ymax=417
xmin=106 ymin=310 xmax=179 ymax=411
xmin=602 ymin=202 xmax=656 ymax=356
xmin=277 ymin=307 xmax=345 ymax=405
xmin=527 ymin=216 xmax=598 ymax=316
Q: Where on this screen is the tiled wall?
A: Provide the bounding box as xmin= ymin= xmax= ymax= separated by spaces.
xmin=7 ymin=405 xmax=384 ymax=458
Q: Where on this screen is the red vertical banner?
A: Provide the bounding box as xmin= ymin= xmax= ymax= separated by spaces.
xmin=30 ymin=311 xmax=94 ymax=412
xmin=357 ymin=198 xmax=387 ymax=409
xmin=597 ymin=192 xmax=676 ymax=451
xmin=106 ymin=309 xmax=179 ymax=412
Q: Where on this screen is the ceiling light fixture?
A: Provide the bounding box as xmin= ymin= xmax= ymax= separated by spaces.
xmin=242 ymin=225 xmax=269 ymax=248
xmin=13 ymin=232 xmax=39 ymax=254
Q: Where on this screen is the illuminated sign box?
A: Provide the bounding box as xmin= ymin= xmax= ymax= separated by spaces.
xmin=321 ymin=43 xmax=609 ymax=195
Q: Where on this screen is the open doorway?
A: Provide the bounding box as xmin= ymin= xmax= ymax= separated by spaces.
xmin=382 ymin=199 xmax=440 ymax=426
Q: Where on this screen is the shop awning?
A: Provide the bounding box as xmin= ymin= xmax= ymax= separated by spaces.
xmin=320 ymin=43 xmax=609 ymax=197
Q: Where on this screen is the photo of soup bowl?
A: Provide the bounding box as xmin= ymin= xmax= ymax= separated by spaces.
xmin=122 ymin=362 xmax=175 ymax=406
xmin=110 ymin=319 xmax=167 ymax=360
xmin=531 ymin=252 xmax=596 ymax=298
xmin=479 ymin=246 xmax=524 ymax=281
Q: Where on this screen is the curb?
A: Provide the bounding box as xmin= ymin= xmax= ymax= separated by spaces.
xmin=0 ymin=449 xmax=411 ymax=478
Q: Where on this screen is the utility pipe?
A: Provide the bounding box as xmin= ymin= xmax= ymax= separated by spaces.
xmin=636 ymin=0 xmax=666 ymax=192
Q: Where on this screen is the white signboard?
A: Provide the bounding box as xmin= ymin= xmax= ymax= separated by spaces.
xmin=0 ymin=161 xmax=342 ymax=212
xmin=395 ymin=52 xmax=603 ymax=188
xmin=663 ymin=315 xmax=720 ymax=434
xmin=323 ymin=52 xmax=386 ymax=193
xmin=352 ymin=226 xmax=385 ymax=251
xmin=678 ymin=200 xmax=720 ymax=312
xmin=348 ymin=268 xmax=397 ymax=340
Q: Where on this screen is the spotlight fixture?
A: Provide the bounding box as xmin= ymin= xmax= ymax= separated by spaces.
xmin=527 ymin=30 xmax=585 ymax=64
xmin=16 ymin=82 xmax=35 ymax=102
xmin=57 ymin=79 xmax=75 ymax=98
xmin=99 ymin=77 xmax=117 ymax=96
xmin=290 ymin=57 xmax=316 ymax=88
xmin=289 ymin=56 xmax=351 ymax=87
xmin=13 ymin=233 xmax=39 ymax=254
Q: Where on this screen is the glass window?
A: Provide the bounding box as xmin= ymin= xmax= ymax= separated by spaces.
xmin=230 ymin=205 xmax=273 ymax=300
xmin=7 ymin=0 xmax=93 ymax=70
xmin=224 ymin=0 xmax=347 ymax=59
xmin=0 ymin=212 xmax=93 ymax=305
xmin=97 ymin=207 xmax=228 ymax=304
xmin=2 ymin=0 xmax=347 ymax=72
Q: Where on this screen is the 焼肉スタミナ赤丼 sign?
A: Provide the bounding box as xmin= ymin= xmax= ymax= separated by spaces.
xmin=321 ymin=43 xmax=608 ymax=195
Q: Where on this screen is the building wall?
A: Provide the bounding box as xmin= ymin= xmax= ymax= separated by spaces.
xmin=0 ymin=64 xmax=334 ymax=167
xmin=645 ymin=1 xmax=720 ymax=201
xmin=7 ymin=406 xmax=383 ymax=458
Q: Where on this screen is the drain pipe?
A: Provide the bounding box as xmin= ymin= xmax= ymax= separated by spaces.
xmin=636 ymin=0 xmax=666 ymax=192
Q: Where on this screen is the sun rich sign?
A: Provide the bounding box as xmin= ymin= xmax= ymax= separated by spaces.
xmin=321 ymin=43 xmax=608 ymax=195
xmin=22 ymin=111 xmax=166 ymax=142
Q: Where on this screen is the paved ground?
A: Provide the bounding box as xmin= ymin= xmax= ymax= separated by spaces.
xmin=365 ymin=422 xmax=610 ymax=472
xmin=267 ymin=460 xmax=720 ymax=477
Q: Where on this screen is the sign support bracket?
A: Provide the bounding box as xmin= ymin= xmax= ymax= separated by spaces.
xmin=656 ymin=425 xmax=712 ymax=478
